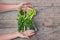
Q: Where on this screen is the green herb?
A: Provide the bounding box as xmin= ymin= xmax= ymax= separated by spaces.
xmin=17 ymin=9 xmax=37 ymax=32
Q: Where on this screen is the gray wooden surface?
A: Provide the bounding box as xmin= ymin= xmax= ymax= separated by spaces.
xmin=0 ymin=0 xmax=60 ymax=40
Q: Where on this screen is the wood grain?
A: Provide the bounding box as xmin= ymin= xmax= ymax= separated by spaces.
xmin=0 ymin=0 xmax=60 ymax=40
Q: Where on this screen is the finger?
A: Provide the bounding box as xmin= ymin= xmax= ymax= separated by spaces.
xmin=17 ymin=2 xmax=30 ymax=9
xmin=26 ymin=30 xmax=35 ymax=33
xmin=28 ymin=33 xmax=35 ymax=36
xmin=20 ymin=33 xmax=29 ymax=38
xmin=26 ymin=30 xmax=35 ymax=36
xmin=27 ymin=5 xmax=34 ymax=8
xmin=24 ymin=5 xmax=34 ymax=9
xmin=21 ymin=35 xmax=29 ymax=38
xmin=22 ymin=30 xmax=35 ymax=36
xmin=22 ymin=5 xmax=33 ymax=10
xmin=23 ymin=36 xmax=29 ymax=38
xmin=30 ymin=33 xmax=35 ymax=36
xmin=26 ymin=8 xmax=33 ymax=12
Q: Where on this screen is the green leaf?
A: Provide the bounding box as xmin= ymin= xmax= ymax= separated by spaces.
xmin=17 ymin=9 xmax=37 ymax=32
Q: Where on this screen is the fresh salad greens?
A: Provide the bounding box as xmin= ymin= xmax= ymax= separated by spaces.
xmin=17 ymin=9 xmax=37 ymax=32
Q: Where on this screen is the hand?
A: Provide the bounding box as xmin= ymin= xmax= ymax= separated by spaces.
xmin=16 ymin=30 xmax=35 ymax=38
xmin=16 ymin=2 xmax=34 ymax=12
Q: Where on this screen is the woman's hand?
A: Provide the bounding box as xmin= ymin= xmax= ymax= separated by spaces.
xmin=0 ymin=30 xmax=35 ymax=40
xmin=17 ymin=2 xmax=34 ymax=12
xmin=16 ymin=30 xmax=35 ymax=38
xmin=0 ymin=2 xmax=33 ymax=12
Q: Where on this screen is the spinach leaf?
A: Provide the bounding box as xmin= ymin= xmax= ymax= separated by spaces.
xmin=17 ymin=9 xmax=37 ymax=32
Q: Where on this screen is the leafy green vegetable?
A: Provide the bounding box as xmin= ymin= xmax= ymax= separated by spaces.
xmin=17 ymin=9 xmax=37 ymax=32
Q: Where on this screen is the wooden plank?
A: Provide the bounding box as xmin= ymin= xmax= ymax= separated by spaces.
xmin=0 ymin=0 xmax=60 ymax=40
xmin=0 ymin=28 xmax=17 ymax=34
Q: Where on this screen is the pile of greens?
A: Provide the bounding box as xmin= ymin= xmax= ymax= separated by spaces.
xmin=17 ymin=9 xmax=37 ymax=32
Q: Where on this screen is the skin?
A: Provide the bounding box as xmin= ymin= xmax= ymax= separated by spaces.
xmin=0 ymin=2 xmax=34 ymax=12
xmin=0 ymin=30 xmax=35 ymax=40
xmin=0 ymin=2 xmax=35 ymax=40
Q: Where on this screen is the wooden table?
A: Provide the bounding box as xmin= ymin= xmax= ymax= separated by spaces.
xmin=0 ymin=0 xmax=60 ymax=40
